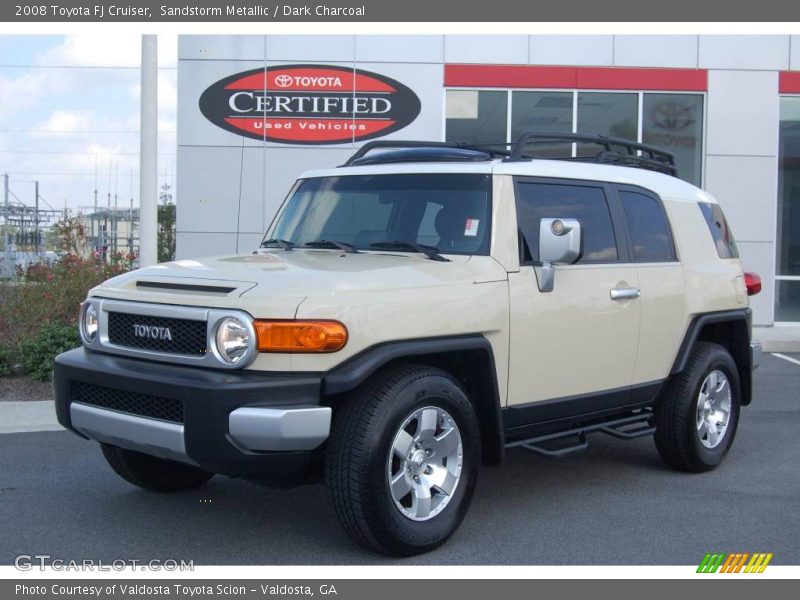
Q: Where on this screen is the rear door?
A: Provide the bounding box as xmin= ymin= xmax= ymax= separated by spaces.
xmin=507 ymin=178 xmax=641 ymax=412
xmin=614 ymin=185 xmax=686 ymax=385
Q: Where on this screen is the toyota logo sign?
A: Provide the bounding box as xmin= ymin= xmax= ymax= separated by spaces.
xmin=199 ymin=64 xmax=422 ymax=144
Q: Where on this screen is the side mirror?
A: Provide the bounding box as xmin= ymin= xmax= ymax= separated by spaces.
xmin=535 ymin=218 xmax=581 ymax=293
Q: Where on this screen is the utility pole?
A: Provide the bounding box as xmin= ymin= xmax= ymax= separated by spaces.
xmin=34 ymin=180 xmax=40 ymax=256
xmin=139 ymin=34 xmax=158 ymax=267
xmin=93 ymin=154 xmax=98 ymax=253
xmin=3 ymin=174 xmax=10 ymax=278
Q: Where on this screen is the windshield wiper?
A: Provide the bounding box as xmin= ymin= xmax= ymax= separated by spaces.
xmin=260 ymin=238 xmax=295 ymax=250
xmin=369 ymin=241 xmax=450 ymax=262
xmin=303 ymin=239 xmax=360 ymax=253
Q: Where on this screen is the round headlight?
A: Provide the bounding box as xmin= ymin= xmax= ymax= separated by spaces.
xmin=214 ymin=317 xmax=251 ymax=365
xmin=80 ymin=303 xmax=98 ymax=344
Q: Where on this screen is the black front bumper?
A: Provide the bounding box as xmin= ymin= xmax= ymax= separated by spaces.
xmin=54 ymin=348 xmax=324 ymax=482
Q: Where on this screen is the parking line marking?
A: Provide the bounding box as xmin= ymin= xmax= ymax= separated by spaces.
xmin=772 ymin=352 xmax=800 ymax=367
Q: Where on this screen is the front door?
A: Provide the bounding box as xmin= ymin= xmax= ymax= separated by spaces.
xmin=507 ymin=178 xmax=641 ymax=416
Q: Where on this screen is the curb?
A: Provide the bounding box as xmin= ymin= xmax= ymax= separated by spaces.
xmin=0 ymin=401 xmax=63 ymax=434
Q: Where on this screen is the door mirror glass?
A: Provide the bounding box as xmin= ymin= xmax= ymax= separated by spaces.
xmin=535 ymin=217 xmax=582 ymax=292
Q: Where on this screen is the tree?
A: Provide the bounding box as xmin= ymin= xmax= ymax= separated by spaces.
xmin=52 ymin=215 xmax=90 ymax=257
xmin=158 ymin=183 xmax=176 ymax=263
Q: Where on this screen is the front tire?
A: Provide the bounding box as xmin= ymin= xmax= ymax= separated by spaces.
xmin=325 ymin=365 xmax=480 ymax=556
xmin=101 ymin=444 xmax=214 ymax=492
xmin=654 ymin=342 xmax=741 ymax=473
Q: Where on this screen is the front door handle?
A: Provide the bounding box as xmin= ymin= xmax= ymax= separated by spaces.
xmin=610 ymin=287 xmax=641 ymax=301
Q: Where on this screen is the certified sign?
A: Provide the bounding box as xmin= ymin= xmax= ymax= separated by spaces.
xmin=199 ymin=64 xmax=422 ymax=144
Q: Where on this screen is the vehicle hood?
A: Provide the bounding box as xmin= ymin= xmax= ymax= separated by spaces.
xmin=90 ymin=250 xmax=508 ymax=318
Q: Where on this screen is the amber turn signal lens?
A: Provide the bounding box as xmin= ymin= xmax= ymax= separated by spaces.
xmin=254 ymin=320 xmax=348 ymax=353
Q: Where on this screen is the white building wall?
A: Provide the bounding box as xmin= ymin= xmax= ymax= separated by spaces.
xmin=177 ymin=34 xmax=796 ymax=325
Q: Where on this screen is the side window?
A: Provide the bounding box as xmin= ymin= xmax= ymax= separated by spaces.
xmin=515 ymin=182 xmax=618 ymax=263
xmin=699 ymin=202 xmax=739 ymax=259
xmin=619 ymin=190 xmax=677 ymax=263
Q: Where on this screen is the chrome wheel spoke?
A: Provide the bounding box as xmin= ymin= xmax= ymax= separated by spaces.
xmin=418 ymin=408 xmax=438 ymax=437
xmin=392 ymin=430 xmax=414 ymax=458
xmin=412 ymin=486 xmax=432 ymax=519
xmin=429 ymin=465 xmax=458 ymax=497
xmin=390 ymin=471 xmax=411 ymax=500
xmin=433 ymin=428 xmax=460 ymax=457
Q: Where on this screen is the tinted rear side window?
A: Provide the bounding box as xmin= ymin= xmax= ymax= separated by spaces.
xmin=516 ymin=182 xmax=618 ymax=263
xmin=699 ymin=202 xmax=739 ymax=259
xmin=619 ymin=190 xmax=676 ymax=263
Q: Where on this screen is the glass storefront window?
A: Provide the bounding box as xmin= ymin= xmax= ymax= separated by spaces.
xmin=444 ymin=88 xmax=704 ymax=188
xmin=445 ymin=90 xmax=507 ymax=146
xmin=775 ymin=280 xmax=800 ymax=322
xmin=511 ymin=91 xmax=573 ymax=157
xmin=642 ymin=93 xmax=704 ymax=187
xmin=777 ymin=98 xmax=800 ymax=276
xmin=576 ymin=92 xmax=638 ymax=142
xmin=776 ymin=97 xmax=800 ymax=322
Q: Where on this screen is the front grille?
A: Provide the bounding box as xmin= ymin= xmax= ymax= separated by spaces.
xmin=73 ymin=381 xmax=184 ymax=423
xmin=107 ymin=312 xmax=207 ymax=355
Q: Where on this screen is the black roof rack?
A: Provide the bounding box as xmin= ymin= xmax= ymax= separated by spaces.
xmin=340 ymin=140 xmax=509 ymax=167
xmin=341 ymin=132 xmax=678 ymax=177
xmin=507 ymin=131 xmax=677 ymax=176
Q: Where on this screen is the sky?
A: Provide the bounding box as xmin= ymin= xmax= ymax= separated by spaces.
xmin=0 ymin=34 xmax=177 ymax=218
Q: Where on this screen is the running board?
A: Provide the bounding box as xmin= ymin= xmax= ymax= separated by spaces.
xmin=505 ymin=411 xmax=656 ymax=458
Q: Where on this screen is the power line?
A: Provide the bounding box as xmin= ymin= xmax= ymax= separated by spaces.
xmin=0 ymin=129 xmax=176 ymax=134
xmin=1 ymin=171 xmax=176 ymax=177
xmin=0 ymin=64 xmax=176 ymax=70
xmin=0 ymin=149 xmax=176 ymax=156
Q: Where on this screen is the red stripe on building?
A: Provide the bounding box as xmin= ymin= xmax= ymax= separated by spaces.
xmin=444 ymin=64 xmax=707 ymax=92
xmin=780 ymin=71 xmax=800 ymax=94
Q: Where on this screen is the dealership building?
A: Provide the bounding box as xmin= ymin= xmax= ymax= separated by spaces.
xmin=177 ymin=34 xmax=800 ymax=327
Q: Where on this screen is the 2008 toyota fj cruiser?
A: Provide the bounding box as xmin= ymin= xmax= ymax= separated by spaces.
xmin=54 ymin=132 xmax=762 ymax=556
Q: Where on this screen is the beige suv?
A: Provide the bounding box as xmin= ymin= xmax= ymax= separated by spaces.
xmin=54 ymin=132 xmax=762 ymax=556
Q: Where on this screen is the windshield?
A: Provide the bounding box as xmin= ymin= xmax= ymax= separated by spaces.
xmin=267 ymin=173 xmax=492 ymax=255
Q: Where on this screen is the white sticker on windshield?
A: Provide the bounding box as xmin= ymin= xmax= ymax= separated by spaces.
xmin=464 ymin=219 xmax=480 ymax=237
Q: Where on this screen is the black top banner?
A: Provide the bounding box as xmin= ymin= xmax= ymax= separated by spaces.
xmin=3 ymin=0 xmax=800 ymax=22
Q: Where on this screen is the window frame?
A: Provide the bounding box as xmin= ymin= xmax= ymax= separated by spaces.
xmin=512 ymin=175 xmax=632 ymax=266
xmin=612 ymin=184 xmax=679 ymax=264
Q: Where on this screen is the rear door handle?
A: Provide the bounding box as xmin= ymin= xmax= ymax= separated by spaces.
xmin=610 ymin=287 xmax=641 ymax=301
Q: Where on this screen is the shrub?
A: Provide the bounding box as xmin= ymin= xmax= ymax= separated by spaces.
xmin=18 ymin=323 xmax=80 ymax=382
xmin=0 ymin=252 xmax=135 ymax=380
xmin=0 ymin=344 xmax=17 ymax=377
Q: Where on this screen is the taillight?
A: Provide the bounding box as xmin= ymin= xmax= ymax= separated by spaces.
xmin=744 ymin=272 xmax=762 ymax=296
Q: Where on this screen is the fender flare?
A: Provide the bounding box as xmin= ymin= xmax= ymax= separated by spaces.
xmin=670 ymin=308 xmax=753 ymax=405
xmin=322 ymin=335 xmax=504 ymax=464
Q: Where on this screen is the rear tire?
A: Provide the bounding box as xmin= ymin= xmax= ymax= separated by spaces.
xmin=654 ymin=342 xmax=741 ymax=473
xmin=101 ymin=444 xmax=214 ymax=492
xmin=325 ymin=365 xmax=480 ymax=556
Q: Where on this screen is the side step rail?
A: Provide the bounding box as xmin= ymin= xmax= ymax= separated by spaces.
xmin=506 ymin=411 xmax=655 ymax=458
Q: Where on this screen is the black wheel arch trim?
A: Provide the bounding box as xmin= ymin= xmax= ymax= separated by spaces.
xmin=322 ymin=335 xmax=505 ymax=465
xmin=670 ymin=308 xmax=753 ymax=405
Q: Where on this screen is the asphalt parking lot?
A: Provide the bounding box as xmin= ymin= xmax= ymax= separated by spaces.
xmin=1 ymin=353 xmax=798 ymax=566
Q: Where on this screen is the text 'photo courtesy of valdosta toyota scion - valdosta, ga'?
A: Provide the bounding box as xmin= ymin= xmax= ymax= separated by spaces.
xmin=199 ymin=64 xmax=421 ymax=144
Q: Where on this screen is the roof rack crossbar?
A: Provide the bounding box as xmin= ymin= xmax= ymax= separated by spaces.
xmin=340 ymin=140 xmax=510 ymax=167
xmin=506 ymin=131 xmax=677 ymax=175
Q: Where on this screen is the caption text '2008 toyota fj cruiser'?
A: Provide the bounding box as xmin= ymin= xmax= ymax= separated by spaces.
xmin=54 ymin=132 xmax=762 ymax=556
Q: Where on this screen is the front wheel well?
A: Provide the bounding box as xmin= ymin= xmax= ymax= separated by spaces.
xmin=322 ymin=340 xmax=504 ymax=466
